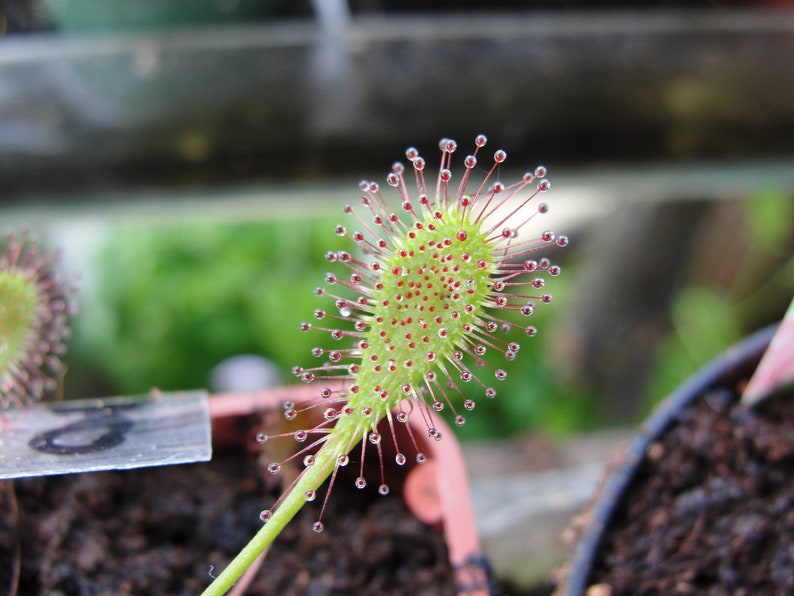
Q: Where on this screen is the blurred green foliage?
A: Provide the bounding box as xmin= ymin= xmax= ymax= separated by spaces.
xmin=79 ymin=217 xmax=348 ymax=395
xmin=68 ymin=213 xmax=585 ymax=440
xmin=70 ymin=187 xmax=790 ymax=439
xmin=644 ymin=188 xmax=794 ymax=413
xmin=70 ymin=185 xmax=794 ymax=439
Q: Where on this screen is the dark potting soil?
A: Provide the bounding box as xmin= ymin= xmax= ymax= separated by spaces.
xmin=0 ymin=454 xmax=456 ymax=595
xmin=587 ymin=385 xmax=794 ymax=594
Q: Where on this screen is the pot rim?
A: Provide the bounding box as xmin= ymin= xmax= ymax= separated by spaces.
xmin=562 ymin=323 xmax=778 ymax=596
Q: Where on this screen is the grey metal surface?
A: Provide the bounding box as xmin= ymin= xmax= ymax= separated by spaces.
xmin=2 ymin=9 xmax=793 ymax=199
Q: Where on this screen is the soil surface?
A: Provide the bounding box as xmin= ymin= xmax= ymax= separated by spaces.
xmin=0 ymin=454 xmax=456 ymax=595
xmin=587 ymin=384 xmax=794 ymax=594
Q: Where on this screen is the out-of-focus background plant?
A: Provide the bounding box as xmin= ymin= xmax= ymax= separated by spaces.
xmin=64 ymin=213 xmax=595 ymax=440
xmin=59 ymin=182 xmax=793 ymax=440
xmin=69 ymin=218 xmax=347 ymax=398
xmin=645 ymin=188 xmax=794 ymax=414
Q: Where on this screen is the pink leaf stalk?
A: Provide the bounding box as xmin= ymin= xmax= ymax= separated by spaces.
xmin=203 ymin=135 xmax=567 ymax=595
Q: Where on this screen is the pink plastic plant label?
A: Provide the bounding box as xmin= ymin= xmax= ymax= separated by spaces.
xmin=0 ymin=391 xmax=211 ymax=479
xmin=742 ymin=298 xmax=794 ymax=407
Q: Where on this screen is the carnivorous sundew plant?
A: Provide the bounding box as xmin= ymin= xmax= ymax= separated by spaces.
xmin=203 ymin=135 xmax=568 ymax=595
xmin=0 ymin=230 xmax=75 ymax=409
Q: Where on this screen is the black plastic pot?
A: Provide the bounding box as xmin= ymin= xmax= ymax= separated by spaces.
xmin=561 ymin=324 xmax=778 ymax=595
